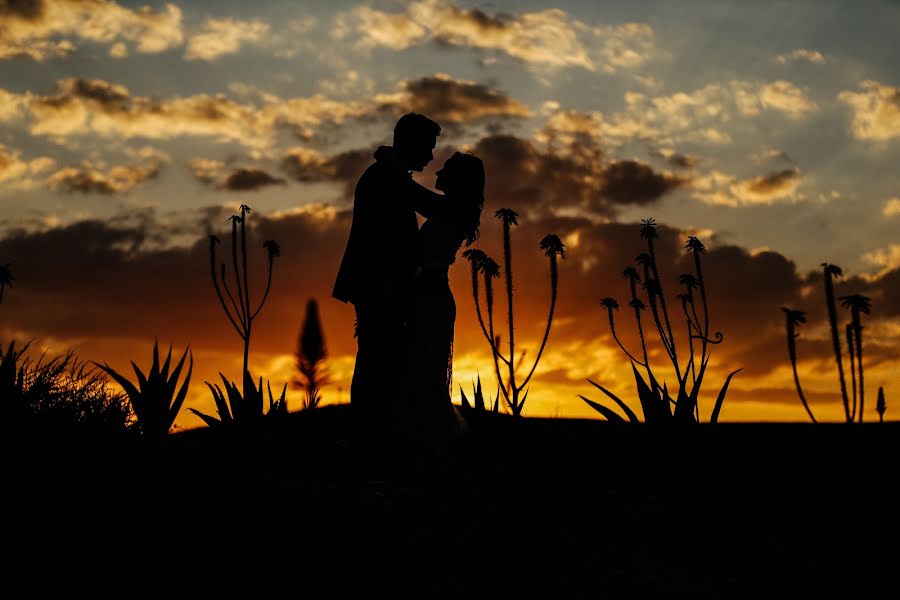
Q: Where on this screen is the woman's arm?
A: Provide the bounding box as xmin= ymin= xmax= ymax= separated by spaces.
xmin=404 ymin=176 xmax=447 ymax=219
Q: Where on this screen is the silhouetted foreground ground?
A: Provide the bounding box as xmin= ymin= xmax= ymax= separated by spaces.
xmin=7 ymin=405 xmax=900 ymax=598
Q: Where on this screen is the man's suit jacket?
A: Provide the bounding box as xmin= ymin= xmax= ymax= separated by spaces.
xmin=332 ymin=146 xmax=438 ymax=308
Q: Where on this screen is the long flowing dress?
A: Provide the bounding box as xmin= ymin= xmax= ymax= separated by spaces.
xmin=407 ymin=199 xmax=469 ymax=463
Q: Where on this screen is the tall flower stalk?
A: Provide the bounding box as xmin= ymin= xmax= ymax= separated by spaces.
xmin=783 ymin=266 xmax=873 ymax=423
xmin=822 ymin=263 xmax=851 ymax=421
xmin=209 ymin=204 xmax=280 ymax=397
xmin=465 ymin=210 xmax=565 ymax=416
xmin=840 ymin=294 xmax=871 ymax=423
xmin=782 ymin=308 xmax=816 ymax=423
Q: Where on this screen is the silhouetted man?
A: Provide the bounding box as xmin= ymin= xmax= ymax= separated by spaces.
xmin=332 ymin=112 xmax=442 ymax=473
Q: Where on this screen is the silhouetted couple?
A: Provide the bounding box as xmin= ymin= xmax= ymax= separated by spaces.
xmin=333 ymin=113 xmax=485 ymax=476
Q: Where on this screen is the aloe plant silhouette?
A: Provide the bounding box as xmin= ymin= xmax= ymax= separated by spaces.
xmin=189 ymin=369 xmax=286 ymax=427
xmin=822 ymin=263 xmax=851 ymax=421
xmin=582 ymin=221 xmax=739 ymax=424
xmin=782 ymin=307 xmax=816 ymax=423
xmin=209 ymin=204 xmax=280 ymax=398
xmin=840 ymin=293 xmax=871 ymax=423
xmin=94 ymin=340 xmax=192 ymax=440
xmin=463 ymin=210 xmax=564 ymax=416
xmin=783 ymin=265 xmax=874 ymax=423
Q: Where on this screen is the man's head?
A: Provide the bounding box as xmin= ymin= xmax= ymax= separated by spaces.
xmin=393 ymin=113 xmax=440 ymax=172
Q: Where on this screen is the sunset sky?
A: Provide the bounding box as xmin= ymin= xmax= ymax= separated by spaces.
xmin=1 ymin=0 xmax=898 ymax=428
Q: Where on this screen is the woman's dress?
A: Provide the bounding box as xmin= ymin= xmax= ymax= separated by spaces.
xmin=407 ymin=202 xmax=468 ymax=462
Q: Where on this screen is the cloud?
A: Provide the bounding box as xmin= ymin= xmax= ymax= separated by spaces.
xmin=862 ymin=244 xmax=900 ymax=280
xmin=189 ymin=158 xmax=287 ymax=191
xmin=774 ymin=49 xmax=826 ymax=64
xmin=334 ymin=4 xmax=427 ymax=50
xmin=883 ymin=197 xmax=900 ymax=217
xmin=599 ymin=160 xmax=688 ymax=205
xmin=375 ymin=73 xmax=530 ymax=123
xmin=333 ymin=0 xmax=653 ymax=72
xmin=184 ymin=17 xmax=269 ymax=61
xmin=838 ymin=80 xmax=900 ymax=142
xmin=6 ymin=77 xmax=369 ymax=151
xmin=693 ymin=168 xmax=803 ymax=206
xmin=0 ymin=144 xmax=55 ymax=190
xmin=0 ymin=0 xmax=183 ymax=60
xmin=280 ymin=147 xmax=376 ymax=199
xmin=757 ymin=81 xmax=818 ymax=116
xmin=458 ymin=134 xmax=685 ymax=219
xmin=650 ymin=148 xmax=701 ymax=168
xmin=223 ymin=167 xmax=286 ymax=191
xmin=737 ymin=168 xmax=802 ymax=199
xmin=537 ymin=79 xmax=817 ymax=150
xmin=47 ymin=153 xmax=165 ymax=194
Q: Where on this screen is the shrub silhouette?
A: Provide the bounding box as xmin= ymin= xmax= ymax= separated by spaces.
xmin=581 ymin=219 xmax=740 ymax=424
xmin=783 ymin=263 xmax=872 ymax=423
xmin=463 ymin=209 xmax=565 ymax=416
xmin=94 ymin=340 xmax=192 ymax=440
xmin=876 ymin=386 xmax=886 ymax=423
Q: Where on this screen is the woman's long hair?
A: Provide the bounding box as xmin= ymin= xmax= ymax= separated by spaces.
xmin=442 ymin=152 xmax=485 ymax=247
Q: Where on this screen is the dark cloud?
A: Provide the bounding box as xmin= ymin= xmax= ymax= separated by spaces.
xmin=650 ymin=150 xmax=700 ymax=169
xmin=382 ymin=75 xmax=529 ymax=123
xmin=744 ymin=168 xmax=800 ymax=195
xmin=600 ymin=160 xmax=689 ymax=205
xmin=47 ymin=161 xmax=162 ymax=194
xmin=223 ymin=167 xmax=286 ymax=191
xmin=280 ymin=147 xmax=374 ymax=200
xmin=449 ymin=6 xmax=512 ymax=32
xmin=0 ymin=0 xmax=44 ymax=21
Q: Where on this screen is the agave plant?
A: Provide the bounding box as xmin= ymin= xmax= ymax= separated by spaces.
xmin=94 ymin=341 xmax=192 ymax=440
xmin=189 ymin=369 xmax=287 ymax=428
xmin=458 ymin=374 xmax=499 ymax=414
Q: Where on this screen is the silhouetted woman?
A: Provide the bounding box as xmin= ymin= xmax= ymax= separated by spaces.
xmin=408 ymin=151 xmax=485 ymax=466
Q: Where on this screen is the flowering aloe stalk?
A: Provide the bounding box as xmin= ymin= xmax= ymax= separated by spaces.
xmin=209 ymin=204 xmax=280 ymax=398
xmin=582 ymin=220 xmax=738 ymax=424
xmin=465 ymin=210 xmax=565 ymax=416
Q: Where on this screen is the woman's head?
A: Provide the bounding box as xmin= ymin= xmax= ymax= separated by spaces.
xmin=435 ymin=152 xmax=485 ymax=246
xmin=436 ymin=152 xmax=484 ymax=197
